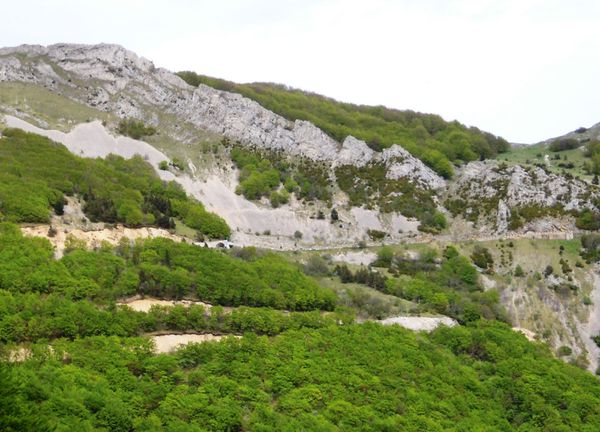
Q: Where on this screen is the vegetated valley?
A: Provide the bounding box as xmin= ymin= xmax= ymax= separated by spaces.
xmin=2 ymin=43 xmax=600 ymax=431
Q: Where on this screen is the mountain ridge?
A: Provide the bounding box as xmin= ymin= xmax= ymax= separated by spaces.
xmin=0 ymin=43 xmax=449 ymax=189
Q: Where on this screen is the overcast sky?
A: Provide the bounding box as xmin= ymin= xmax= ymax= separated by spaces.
xmin=2 ymin=0 xmax=599 ymax=143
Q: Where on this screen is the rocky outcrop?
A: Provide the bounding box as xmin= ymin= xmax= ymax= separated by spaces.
xmin=335 ymin=136 xmax=375 ymax=167
xmin=0 ymin=43 xmax=444 ymax=189
xmin=496 ymin=199 xmax=510 ymax=233
xmin=455 ymin=162 xmax=597 ymax=210
xmin=381 ymin=145 xmax=446 ymax=189
xmin=450 ymin=161 xmax=600 ymax=232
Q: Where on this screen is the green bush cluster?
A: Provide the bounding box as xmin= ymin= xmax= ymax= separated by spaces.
xmin=470 ymin=245 xmax=494 ymax=271
xmin=117 ymin=118 xmax=157 ymax=139
xmin=340 ymin=246 xmax=503 ymax=324
xmin=171 ymin=200 xmax=231 ymax=239
xmin=178 ymin=71 xmax=510 ymax=177
xmin=580 ymin=233 xmax=600 ymax=262
xmin=0 ymin=225 xmax=335 ymax=311
xmin=549 ymin=137 xmax=581 ymax=152
xmin=576 ymin=209 xmax=600 ymax=231
xmin=385 ymin=255 xmax=497 ymax=323
xmin=232 ymin=149 xmax=281 ymax=200
xmin=231 ymin=147 xmax=331 ymax=204
xmin=583 ymin=140 xmax=600 ymax=175
xmin=367 ymin=229 xmax=387 ymax=240
xmin=335 ymin=163 xmax=444 ymax=231
xmin=0 ymin=128 xmax=229 ymax=238
xmin=0 ymin=290 xmax=345 ymax=344
xmin=335 ymin=265 xmax=387 ymax=291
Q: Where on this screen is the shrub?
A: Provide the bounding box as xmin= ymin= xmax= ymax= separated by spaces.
xmin=580 ymin=233 xmax=600 ymax=262
xmin=585 ymin=140 xmax=600 ymax=157
xmin=182 ymin=205 xmax=230 ymax=239
xmin=303 ymin=255 xmax=329 ymax=276
xmin=440 ymin=256 xmax=479 ymax=287
xmin=158 ymin=161 xmax=169 ymax=170
xmin=47 ymin=226 xmax=58 ymax=238
xmin=559 ymin=258 xmax=572 ymax=274
xmin=367 ymin=229 xmax=387 ymax=240
xmin=64 ymin=234 xmax=87 ymax=254
xmin=557 ymin=346 xmax=573 ymax=356
xmin=514 ymin=265 xmax=525 ymax=277
xmin=284 ymin=177 xmax=299 ymax=193
xmin=419 ymin=211 xmax=447 ymax=233
xmin=117 ymin=118 xmax=157 ymax=139
xmin=270 ymin=190 xmax=290 ymax=208
xmin=374 ymin=246 xmax=394 ymax=267
xmin=422 ymin=149 xmax=454 ymax=179
xmin=471 ymin=246 xmax=494 ymax=271
xmin=443 ymin=245 xmax=459 ymax=260
xmin=171 ymin=158 xmax=184 ymax=170
xmin=576 ymin=210 xmax=600 ymax=231
xmin=294 ymin=230 xmax=303 ymax=240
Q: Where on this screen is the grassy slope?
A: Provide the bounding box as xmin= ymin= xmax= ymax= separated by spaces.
xmin=461 ymin=238 xmax=592 ymax=340
xmin=495 ymin=141 xmax=591 ymax=180
xmin=0 ymin=82 xmax=228 ymax=176
xmin=0 ymin=82 xmax=113 ymax=130
xmin=316 ymin=276 xmax=416 ymax=319
xmin=295 ymin=235 xmax=595 ymax=359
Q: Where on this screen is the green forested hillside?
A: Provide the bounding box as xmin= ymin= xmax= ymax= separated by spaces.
xmin=2 ymin=223 xmax=600 ymax=430
xmin=0 ymin=224 xmax=335 ymax=316
xmin=177 ymin=71 xmax=509 ymax=178
xmin=3 ymin=322 xmax=600 ymax=431
xmin=0 ymin=128 xmax=230 ymax=238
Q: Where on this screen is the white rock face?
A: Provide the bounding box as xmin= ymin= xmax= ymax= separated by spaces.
xmin=382 ymin=144 xmax=446 ymax=189
xmin=450 ymin=161 xmax=600 ymax=232
xmin=0 ymin=43 xmax=443 ymax=189
xmin=496 ymin=199 xmax=510 ymax=234
xmin=336 ymin=136 xmax=375 ymax=167
xmin=455 ymin=162 xmax=595 ymax=210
